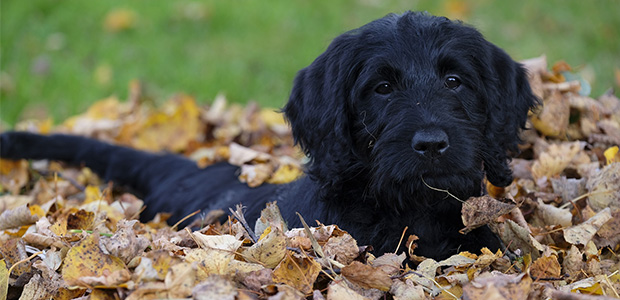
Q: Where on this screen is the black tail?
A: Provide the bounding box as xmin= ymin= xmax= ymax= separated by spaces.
xmin=0 ymin=131 xmax=188 ymax=197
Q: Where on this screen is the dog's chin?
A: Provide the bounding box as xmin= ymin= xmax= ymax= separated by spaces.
xmin=368 ymin=161 xmax=484 ymax=212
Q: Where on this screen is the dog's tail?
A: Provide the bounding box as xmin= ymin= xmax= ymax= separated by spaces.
xmin=0 ymin=131 xmax=183 ymax=197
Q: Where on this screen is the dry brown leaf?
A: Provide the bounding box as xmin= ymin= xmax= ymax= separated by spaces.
xmin=438 ymin=253 xmax=476 ymax=269
xmin=22 ymin=232 xmax=66 ymax=249
xmin=500 ymin=219 xmax=546 ymax=260
xmin=550 ymin=176 xmax=586 ymax=203
xmin=531 ymin=90 xmax=570 ymax=137
xmin=341 ymin=261 xmax=393 ymax=292
xmin=327 ymin=279 xmax=375 ymax=300
xmin=238 ymin=268 xmax=273 ymax=291
xmin=0 ymin=204 xmax=41 ymax=230
xmin=520 ymin=55 xmax=547 ymax=99
xmin=373 ymin=253 xmax=406 ymax=276
xmin=593 ymin=209 xmax=620 ymax=248
xmin=285 ymin=224 xmax=344 ymax=243
xmin=406 ymin=258 xmax=439 ymax=289
xmin=531 ymin=199 xmax=573 ymax=228
xmin=586 ymin=162 xmax=620 ymax=211
xmin=529 ymin=255 xmax=561 ymax=279
xmin=463 ymin=272 xmax=532 ymax=300
xmin=323 ymin=233 xmax=359 ymax=265
xmin=228 ymin=142 xmax=272 ymax=166
xmin=66 ymin=209 xmax=95 ymax=230
xmin=461 ymin=195 xmax=515 ymax=233
xmin=531 ymin=141 xmax=586 ymax=180
xmin=389 ymin=279 xmax=426 ymax=300
xmin=100 ymin=219 xmax=150 ymax=264
xmin=192 ymin=275 xmax=237 ymax=300
xmin=254 ymin=201 xmax=287 ymax=237
xmin=563 ymin=246 xmax=585 ymax=280
xmin=0 ymin=238 xmax=29 ymax=278
xmin=239 ymin=163 xmax=275 ymax=187
xmin=473 ymin=248 xmax=503 ymax=269
xmin=164 ymin=262 xmax=197 ymax=298
xmin=19 ymin=273 xmax=53 ymax=300
xmin=563 ymin=207 xmax=612 ymax=246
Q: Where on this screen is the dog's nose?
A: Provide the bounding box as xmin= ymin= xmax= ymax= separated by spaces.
xmin=411 ymin=129 xmax=449 ymax=159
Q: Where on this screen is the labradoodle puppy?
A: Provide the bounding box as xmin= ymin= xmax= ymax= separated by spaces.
xmin=0 ymin=12 xmax=537 ymax=260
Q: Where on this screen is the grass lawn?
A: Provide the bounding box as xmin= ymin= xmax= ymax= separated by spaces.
xmin=1 ymin=0 xmax=619 ymax=126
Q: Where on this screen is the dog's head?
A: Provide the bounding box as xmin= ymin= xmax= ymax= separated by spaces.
xmin=284 ymin=12 xmax=538 ymax=206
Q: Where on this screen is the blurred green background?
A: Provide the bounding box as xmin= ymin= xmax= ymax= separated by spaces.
xmin=1 ymin=0 xmax=619 ymax=127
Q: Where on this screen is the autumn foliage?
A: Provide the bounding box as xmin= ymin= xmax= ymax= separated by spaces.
xmin=1 ymin=56 xmax=620 ymax=299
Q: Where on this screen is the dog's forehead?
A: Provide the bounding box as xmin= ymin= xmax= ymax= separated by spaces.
xmin=354 ymin=12 xmax=487 ymax=76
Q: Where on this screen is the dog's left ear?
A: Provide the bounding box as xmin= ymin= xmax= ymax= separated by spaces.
xmin=481 ymin=45 xmax=539 ymax=187
xmin=283 ymin=33 xmax=362 ymax=190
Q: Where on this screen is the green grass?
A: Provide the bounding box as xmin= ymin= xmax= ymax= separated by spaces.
xmin=1 ymin=0 xmax=619 ymax=127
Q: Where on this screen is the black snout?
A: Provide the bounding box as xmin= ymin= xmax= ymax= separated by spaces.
xmin=412 ymin=128 xmax=449 ymax=159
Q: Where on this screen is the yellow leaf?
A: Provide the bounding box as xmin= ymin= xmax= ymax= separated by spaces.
xmin=130 ymin=95 xmax=201 ymax=152
xmin=104 ymin=8 xmax=137 ymax=32
xmin=244 ymin=226 xmax=287 ymax=268
xmin=62 ymin=233 xmax=130 ymax=287
xmin=267 ymin=164 xmax=303 ymax=184
xmin=0 ymin=259 xmax=7 ymax=300
xmin=604 ymin=146 xmax=619 ymax=164
xmin=84 ymin=185 xmax=103 ymax=203
xmin=272 ymin=251 xmax=322 ymax=294
xmin=574 ymin=282 xmax=604 ymax=295
xmin=258 ymin=225 xmax=272 ymax=241
xmin=38 ymin=118 xmax=54 ymax=134
xmin=0 ymin=159 xmax=29 ymax=195
xmin=188 ymin=233 xmax=242 ymax=276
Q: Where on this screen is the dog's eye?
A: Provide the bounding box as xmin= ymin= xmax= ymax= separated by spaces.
xmin=375 ymin=82 xmax=393 ymax=95
xmin=444 ymin=76 xmax=461 ymax=89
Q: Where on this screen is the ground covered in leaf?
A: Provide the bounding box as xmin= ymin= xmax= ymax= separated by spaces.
xmin=1 ymin=56 xmax=619 ymax=299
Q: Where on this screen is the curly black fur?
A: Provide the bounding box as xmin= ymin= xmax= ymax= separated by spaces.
xmin=0 ymin=12 xmax=537 ymax=260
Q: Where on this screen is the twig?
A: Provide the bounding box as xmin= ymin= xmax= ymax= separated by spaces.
xmin=421 ymin=176 xmax=464 ymax=203
xmin=8 ymin=251 xmax=44 ymax=276
xmin=37 ymin=170 xmax=85 ymax=191
xmin=171 ymin=210 xmax=201 ymax=231
xmin=230 ymin=205 xmax=258 ymax=243
xmin=395 ymin=226 xmax=408 ymax=253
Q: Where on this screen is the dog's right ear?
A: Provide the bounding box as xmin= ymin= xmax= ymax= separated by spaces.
xmin=283 ymin=33 xmax=362 ymax=186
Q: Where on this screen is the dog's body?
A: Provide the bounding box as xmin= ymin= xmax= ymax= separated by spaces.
xmin=0 ymin=12 xmax=537 ymax=260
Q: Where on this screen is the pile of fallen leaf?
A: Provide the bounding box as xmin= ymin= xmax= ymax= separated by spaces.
xmin=1 ymin=55 xmax=619 ymax=299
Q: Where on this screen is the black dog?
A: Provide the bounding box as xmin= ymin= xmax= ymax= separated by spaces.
xmin=0 ymin=12 xmax=537 ymax=260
